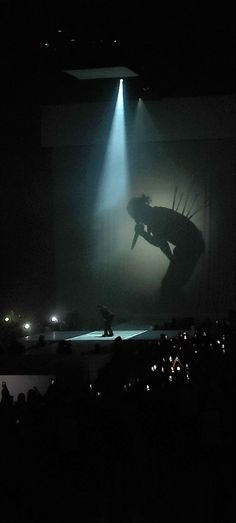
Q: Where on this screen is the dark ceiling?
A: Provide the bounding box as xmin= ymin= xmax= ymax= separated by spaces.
xmin=1 ymin=2 xmax=235 ymax=102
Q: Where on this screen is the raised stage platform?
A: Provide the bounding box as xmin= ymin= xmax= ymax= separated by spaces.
xmin=0 ymin=325 xmax=189 ymax=396
xmin=21 ymin=324 xmax=183 ymax=345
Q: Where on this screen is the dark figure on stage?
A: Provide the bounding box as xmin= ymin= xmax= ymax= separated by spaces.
xmin=97 ymin=305 xmax=114 ymax=337
xmin=127 ymin=194 xmax=205 ymax=308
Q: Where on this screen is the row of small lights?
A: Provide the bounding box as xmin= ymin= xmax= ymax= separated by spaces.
xmin=3 ymin=316 xmax=59 ymax=331
xmin=42 ymin=30 xmax=118 ymax=48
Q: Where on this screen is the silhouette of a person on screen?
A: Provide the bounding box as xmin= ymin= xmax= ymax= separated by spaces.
xmin=127 ymin=194 xmax=204 ymax=307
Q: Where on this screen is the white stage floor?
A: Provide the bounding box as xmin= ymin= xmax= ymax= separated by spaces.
xmin=66 ymin=329 xmax=148 ymax=342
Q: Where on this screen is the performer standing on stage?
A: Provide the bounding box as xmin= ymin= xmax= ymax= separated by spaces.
xmin=97 ymin=305 xmax=114 ymax=337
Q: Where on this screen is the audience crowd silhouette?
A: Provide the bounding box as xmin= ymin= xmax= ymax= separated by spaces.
xmin=0 ymin=317 xmax=235 ymax=522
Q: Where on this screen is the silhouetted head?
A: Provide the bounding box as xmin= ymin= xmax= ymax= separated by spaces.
xmin=127 ymin=194 xmax=151 ymax=222
xmin=97 ymin=304 xmax=107 ymax=311
xmin=17 ymin=392 xmax=26 ymax=404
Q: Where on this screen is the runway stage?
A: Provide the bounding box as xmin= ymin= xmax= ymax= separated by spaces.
xmin=1 ymin=325 xmax=188 ymax=389
xmin=22 ymin=324 xmax=183 ymax=345
xmin=66 ymin=329 xmax=148 ymax=342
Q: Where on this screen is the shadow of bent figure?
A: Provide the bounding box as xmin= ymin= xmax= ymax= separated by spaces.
xmin=127 ymin=194 xmax=205 ymax=309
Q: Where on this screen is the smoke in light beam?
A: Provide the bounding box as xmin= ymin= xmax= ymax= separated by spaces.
xmin=96 ymin=79 xmax=128 ymax=213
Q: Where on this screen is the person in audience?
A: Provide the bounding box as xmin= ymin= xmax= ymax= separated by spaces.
xmin=1 ymin=381 xmax=11 ymax=405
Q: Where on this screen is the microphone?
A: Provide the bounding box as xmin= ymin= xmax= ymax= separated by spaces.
xmin=131 ymin=222 xmax=145 ymax=250
xmin=131 ymin=231 xmax=139 ymax=250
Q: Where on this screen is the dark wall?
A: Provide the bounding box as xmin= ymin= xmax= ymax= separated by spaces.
xmin=1 ymin=104 xmax=55 ymax=318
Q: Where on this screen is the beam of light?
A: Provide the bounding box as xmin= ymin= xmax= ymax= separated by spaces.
xmin=131 ymin=98 xmax=159 ymax=143
xmin=93 ymin=79 xmax=130 ymax=281
xmin=95 ymin=79 xmax=128 ymax=214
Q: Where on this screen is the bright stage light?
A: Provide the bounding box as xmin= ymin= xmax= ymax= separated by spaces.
xmin=65 ymin=67 xmax=138 ymax=80
xmin=51 ymin=316 xmax=58 ymax=323
xmin=23 ymin=323 xmax=31 ymax=330
xmin=4 ymin=317 xmax=10 ymax=322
